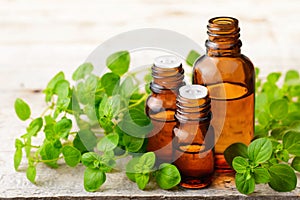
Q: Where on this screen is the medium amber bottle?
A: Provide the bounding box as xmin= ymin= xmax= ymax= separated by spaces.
xmin=173 ymin=85 xmax=214 ymax=189
xmin=146 ymin=55 xmax=185 ymax=165
xmin=193 ymin=17 xmax=255 ymax=171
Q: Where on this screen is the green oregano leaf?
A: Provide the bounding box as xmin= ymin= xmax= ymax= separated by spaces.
xmin=155 ymin=163 xmax=181 ymax=189
xmin=232 ymin=156 xmax=249 ymax=173
xmin=14 ymin=98 xmax=31 ymax=121
xmin=54 ymin=80 xmax=70 ymax=98
xmin=126 ymin=157 xmax=139 ymax=182
xmin=186 ymin=50 xmax=201 ymax=66
xmin=283 ymin=131 xmax=300 ymax=156
xmin=84 ymin=168 xmax=106 ymax=192
xmin=224 ymin=143 xmax=248 ymax=168
xmin=62 ymin=146 xmax=81 ymax=167
xmin=268 ymin=164 xmax=297 ymax=192
xmin=106 ymin=51 xmax=130 ymax=76
xmin=44 ymin=71 xmax=65 ymax=102
xmin=235 ymin=173 xmax=255 ymax=195
xmin=135 ymin=173 xmax=149 ymax=190
xmin=26 ymin=165 xmax=36 ymax=183
xmin=248 ymin=138 xmax=272 ymax=164
xmin=72 ymin=63 xmax=94 ymax=81
xmin=291 ymin=157 xmax=300 ymax=172
xmin=14 ymin=148 xmax=22 ymax=171
xmin=253 ymin=167 xmax=270 ymax=184
xmin=269 ymin=99 xmax=289 ymax=120
xmin=100 ymin=73 xmax=120 ymax=96
xmin=97 ymin=133 xmax=119 ymax=152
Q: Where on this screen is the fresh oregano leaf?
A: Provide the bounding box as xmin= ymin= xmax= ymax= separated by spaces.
xmin=235 ymin=173 xmax=255 ymax=195
xmin=62 ymin=146 xmax=81 ymax=167
xmin=267 ymin=72 xmax=281 ymax=84
xmin=83 ymin=168 xmax=106 ymax=192
xmin=268 ymin=164 xmax=297 ymax=192
xmin=284 ymin=70 xmax=299 ymax=83
xmin=291 ymin=157 xmax=300 ymax=172
xmin=123 ymin=133 xmax=144 ymax=153
xmin=26 ymin=165 xmax=36 ymax=183
xmin=248 ymin=138 xmax=272 ymax=164
xmin=269 ymin=99 xmax=289 ymax=120
xmin=81 ymin=152 xmax=101 ymax=168
xmin=97 ymin=133 xmax=119 ymax=152
xmin=106 ymin=51 xmax=130 ymax=76
xmin=72 ymin=63 xmax=94 ymax=81
xmin=14 ymin=98 xmax=31 ymax=121
xmin=270 ymin=127 xmax=289 ymax=140
xmin=253 ymin=167 xmax=270 ymax=184
xmin=224 ymin=143 xmax=248 ymax=168
xmin=137 ymin=152 xmax=155 ymax=173
xmin=232 ymin=156 xmax=249 ymax=173
xmin=54 ymin=80 xmax=70 ymax=98
xmin=135 ymin=173 xmax=149 ymax=190
xmin=54 ymin=117 xmax=72 ymax=139
xmin=126 ymin=157 xmax=139 ymax=182
xmin=100 ymin=72 xmax=120 ymax=96
xmin=14 ymin=148 xmax=22 ymax=171
xmin=44 ymin=71 xmax=65 ymax=102
xmin=155 ymin=163 xmax=181 ymax=189
xmin=283 ymin=131 xmax=300 ymax=156
xmin=186 ymin=50 xmax=201 ymax=66
xmin=39 ymin=140 xmax=62 ymax=168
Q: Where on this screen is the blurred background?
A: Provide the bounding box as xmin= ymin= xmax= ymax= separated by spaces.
xmin=1 ymin=0 xmax=300 ymax=91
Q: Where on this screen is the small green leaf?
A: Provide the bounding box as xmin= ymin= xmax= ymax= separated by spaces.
xmin=84 ymin=168 xmax=106 ymax=192
xmin=81 ymin=152 xmax=101 ymax=168
xmin=54 ymin=117 xmax=72 ymax=139
xmin=73 ymin=130 xmax=97 ymax=153
xmin=248 ymin=138 xmax=272 ymax=164
xmin=283 ymin=131 xmax=300 ymax=156
xmin=257 ymin=112 xmax=270 ymax=126
xmin=123 ymin=133 xmax=144 ymax=153
xmin=126 ymin=157 xmax=140 ymax=182
xmin=235 ymin=173 xmax=255 ymax=195
xmin=137 ymin=152 xmax=155 ymax=173
xmin=268 ymin=164 xmax=297 ymax=192
xmin=253 ymin=167 xmax=270 ymax=184
xmin=100 ymin=73 xmax=120 ymax=96
xmin=44 ymin=71 xmax=65 ymax=102
xmin=62 ymin=146 xmax=81 ymax=167
xmin=290 ymin=120 xmax=300 ymax=132
xmin=267 ymin=72 xmax=281 ymax=84
xmin=270 ymin=127 xmax=289 ymax=140
xmin=22 ymin=117 xmax=43 ymax=138
xmin=291 ymin=157 xmax=300 ymax=172
xmin=284 ymin=70 xmax=299 ymax=83
xmin=232 ymin=156 xmax=249 ymax=173
xmin=72 ymin=63 xmax=94 ymax=81
xmin=106 ymin=51 xmax=130 ymax=76
xmin=54 ymin=80 xmax=70 ymax=98
xmin=14 ymin=98 xmax=31 ymax=121
xmin=14 ymin=148 xmax=22 ymax=171
xmin=276 ymin=149 xmax=290 ymax=162
xmin=135 ymin=173 xmax=149 ymax=190
xmin=97 ymin=133 xmax=119 ymax=152
xmin=119 ymin=76 xmax=136 ymax=98
xmin=269 ymin=99 xmax=289 ymax=120
xmin=155 ymin=163 xmax=181 ymax=189
xmin=26 ymin=165 xmax=36 ymax=183
xmin=224 ymin=143 xmax=248 ymax=168
xmin=39 ymin=140 xmax=62 ymax=168
xmin=186 ymin=50 xmax=201 ymax=66
xmin=15 ymin=138 xmax=24 ymax=149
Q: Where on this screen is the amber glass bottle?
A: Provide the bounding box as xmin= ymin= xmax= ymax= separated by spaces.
xmin=193 ymin=17 xmax=255 ymax=172
xmin=173 ymin=85 xmax=214 ymax=189
xmin=146 ymin=55 xmax=185 ymax=165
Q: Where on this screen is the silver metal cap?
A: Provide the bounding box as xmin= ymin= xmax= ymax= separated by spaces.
xmin=179 ymin=85 xmax=208 ymax=99
xmin=154 ymin=55 xmax=181 ymax=69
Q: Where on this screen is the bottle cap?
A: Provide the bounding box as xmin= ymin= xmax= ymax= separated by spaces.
xmin=179 ymin=85 xmax=208 ymax=99
xmin=154 ymin=55 xmax=181 ymax=69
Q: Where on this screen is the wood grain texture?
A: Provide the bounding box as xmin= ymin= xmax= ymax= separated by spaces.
xmin=0 ymin=0 xmax=300 ymax=198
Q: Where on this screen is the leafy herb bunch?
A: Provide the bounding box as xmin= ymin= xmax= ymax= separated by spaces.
xmin=224 ymin=69 xmax=300 ymax=194
xmin=14 ymin=51 xmax=181 ymax=192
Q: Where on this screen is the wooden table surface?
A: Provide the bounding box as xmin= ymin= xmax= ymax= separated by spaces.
xmin=1 ymin=0 xmax=300 ymax=198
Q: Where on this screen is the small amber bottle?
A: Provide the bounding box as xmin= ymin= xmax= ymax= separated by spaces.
xmin=193 ymin=17 xmax=255 ymax=171
xmin=146 ymin=55 xmax=185 ymax=165
xmin=173 ymin=85 xmax=214 ymax=189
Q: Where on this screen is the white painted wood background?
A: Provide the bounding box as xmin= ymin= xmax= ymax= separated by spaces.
xmin=0 ymin=0 xmax=300 ymax=198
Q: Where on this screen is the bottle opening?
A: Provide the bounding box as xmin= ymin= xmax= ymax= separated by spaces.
xmin=154 ymin=55 xmax=181 ymax=69
xmin=210 ymin=17 xmax=238 ymax=26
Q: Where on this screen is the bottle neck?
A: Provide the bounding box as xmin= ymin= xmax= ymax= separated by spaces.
xmin=175 ymin=93 xmax=212 ymax=122
xmin=205 ymin=17 xmax=242 ymax=57
xmin=150 ymin=64 xmax=185 ymax=93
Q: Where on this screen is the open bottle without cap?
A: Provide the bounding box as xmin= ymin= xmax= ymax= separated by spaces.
xmin=146 ymin=55 xmax=185 ymax=165
xmin=173 ymin=85 xmax=214 ymax=189
xmin=192 ymin=16 xmax=255 ymax=172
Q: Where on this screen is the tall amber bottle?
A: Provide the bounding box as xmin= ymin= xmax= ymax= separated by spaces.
xmin=173 ymin=85 xmax=214 ymax=189
xmin=193 ymin=17 xmax=255 ymax=171
xmin=146 ymin=55 xmax=185 ymax=165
